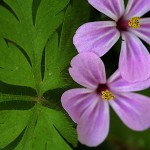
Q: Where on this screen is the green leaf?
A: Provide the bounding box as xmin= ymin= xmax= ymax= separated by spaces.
xmin=0 ymin=0 xmax=69 ymax=95
xmin=0 ymin=109 xmax=31 ymax=149
xmin=35 ymin=0 xmax=69 ymax=54
xmin=0 ymin=0 xmax=77 ymax=149
xmin=3 ymin=104 xmax=77 ymax=150
xmin=42 ymin=32 xmax=64 ymax=91
xmin=43 ymin=107 xmax=77 ymax=147
xmin=0 ymin=38 xmax=35 ymax=88
xmin=42 ymin=0 xmax=91 ymax=92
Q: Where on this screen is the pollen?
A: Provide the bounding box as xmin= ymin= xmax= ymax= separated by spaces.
xmin=101 ymin=90 xmax=115 ymax=101
xmin=128 ymin=17 xmax=140 ymax=29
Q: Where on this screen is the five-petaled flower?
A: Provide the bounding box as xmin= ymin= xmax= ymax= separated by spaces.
xmin=73 ymin=0 xmax=150 ymax=83
xmin=61 ymin=52 xmax=150 ymax=147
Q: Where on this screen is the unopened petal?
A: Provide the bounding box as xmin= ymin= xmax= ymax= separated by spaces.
xmin=77 ymin=98 xmax=109 ymax=147
xmin=69 ymin=52 xmax=106 ymax=89
xmin=109 ymin=93 xmax=150 ymax=131
xmin=119 ymin=32 xmax=150 ymax=82
xmin=73 ymin=21 xmax=120 ymax=57
xmin=88 ymin=0 xmax=125 ymax=21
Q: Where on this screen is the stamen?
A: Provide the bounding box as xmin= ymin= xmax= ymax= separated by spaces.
xmin=101 ymin=90 xmax=115 ymax=101
xmin=128 ymin=17 xmax=140 ymax=29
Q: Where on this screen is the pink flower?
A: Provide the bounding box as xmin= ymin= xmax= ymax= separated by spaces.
xmin=73 ymin=0 xmax=150 ymax=83
xmin=61 ymin=52 xmax=150 ymax=147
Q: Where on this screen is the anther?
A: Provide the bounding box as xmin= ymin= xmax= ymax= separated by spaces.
xmin=101 ymin=90 xmax=115 ymax=101
xmin=128 ymin=17 xmax=140 ymax=29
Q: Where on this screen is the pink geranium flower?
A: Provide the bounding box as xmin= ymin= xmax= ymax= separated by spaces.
xmin=61 ymin=52 xmax=150 ymax=147
xmin=73 ymin=0 xmax=150 ymax=83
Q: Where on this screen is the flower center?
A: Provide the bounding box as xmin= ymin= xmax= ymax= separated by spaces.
xmin=116 ymin=18 xmax=128 ymax=31
xmin=96 ymin=84 xmax=115 ymax=101
xmin=101 ymin=90 xmax=115 ymax=101
xmin=128 ymin=17 xmax=140 ymax=29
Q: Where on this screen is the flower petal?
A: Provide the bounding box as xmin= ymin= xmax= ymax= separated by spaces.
xmin=108 ymin=70 xmax=150 ymax=92
xmin=88 ymin=0 xmax=125 ymax=21
xmin=61 ymin=88 xmax=95 ymax=123
xmin=73 ymin=21 xmax=120 ymax=57
xmin=119 ymin=32 xmax=150 ymax=83
xmin=77 ymin=98 xmax=109 ymax=147
xmin=109 ymin=93 xmax=150 ymax=131
xmin=69 ymin=52 xmax=106 ymax=89
xmin=125 ymin=0 xmax=150 ymax=18
xmin=129 ymin=18 xmax=150 ymax=45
